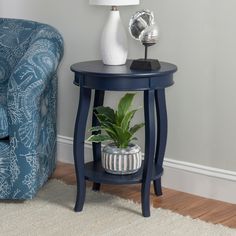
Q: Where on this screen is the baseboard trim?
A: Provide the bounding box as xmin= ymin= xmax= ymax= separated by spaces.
xmin=163 ymin=158 xmax=236 ymax=181
xmin=57 ymin=135 xmax=236 ymax=204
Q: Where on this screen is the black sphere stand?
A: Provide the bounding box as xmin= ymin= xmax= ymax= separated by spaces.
xmin=130 ymin=42 xmax=161 ymax=71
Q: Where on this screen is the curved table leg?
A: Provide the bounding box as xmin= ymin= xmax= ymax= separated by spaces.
xmin=142 ymin=90 xmax=155 ymax=217
xmin=92 ymin=90 xmax=105 ymax=191
xmin=154 ymin=89 xmax=167 ymax=196
xmin=73 ymin=87 xmax=91 ymax=212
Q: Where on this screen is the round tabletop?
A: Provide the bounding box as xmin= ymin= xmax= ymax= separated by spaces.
xmin=71 ymin=60 xmax=177 ymax=78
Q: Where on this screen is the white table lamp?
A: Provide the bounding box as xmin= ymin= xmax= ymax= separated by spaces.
xmin=90 ymin=0 xmax=139 ymax=65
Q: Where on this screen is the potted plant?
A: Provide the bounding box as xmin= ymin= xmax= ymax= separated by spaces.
xmin=88 ymin=93 xmax=144 ymax=175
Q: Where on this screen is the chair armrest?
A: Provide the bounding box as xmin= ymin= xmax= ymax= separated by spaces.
xmin=7 ymin=25 xmax=63 ymax=137
xmin=6 ymin=25 xmax=63 ymax=197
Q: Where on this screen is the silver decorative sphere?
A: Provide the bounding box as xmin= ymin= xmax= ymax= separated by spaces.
xmin=129 ymin=9 xmax=159 ymax=44
xmin=140 ymin=24 xmax=158 ymax=44
xmin=129 ymin=9 xmax=161 ymax=70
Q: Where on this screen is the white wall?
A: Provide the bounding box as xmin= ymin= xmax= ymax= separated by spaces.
xmin=1 ymin=0 xmax=236 ymax=172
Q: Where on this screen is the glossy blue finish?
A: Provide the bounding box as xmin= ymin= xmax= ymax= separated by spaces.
xmin=84 ymin=161 xmax=163 ymax=184
xmin=71 ymin=60 xmax=177 ymax=217
xmin=73 ymin=85 xmax=91 ymax=212
xmin=71 ymin=60 xmax=177 ymax=78
xmin=154 ymin=89 xmax=168 ymax=196
xmin=92 ymin=90 xmax=104 ymax=191
xmin=71 ymin=61 xmax=177 ymax=91
xmin=142 ymin=90 xmax=156 ymax=217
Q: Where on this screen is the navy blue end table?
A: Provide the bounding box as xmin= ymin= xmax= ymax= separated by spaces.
xmin=71 ymin=60 xmax=177 ymax=217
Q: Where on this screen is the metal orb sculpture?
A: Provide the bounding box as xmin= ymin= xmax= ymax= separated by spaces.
xmin=129 ymin=10 xmax=160 ymax=70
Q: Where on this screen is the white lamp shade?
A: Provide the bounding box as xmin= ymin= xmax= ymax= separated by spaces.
xmin=89 ymin=0 xmax=139 ymax=6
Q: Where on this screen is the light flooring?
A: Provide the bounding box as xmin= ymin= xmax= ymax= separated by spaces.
xmin=52 ymin=162 xmax=236 ymax=228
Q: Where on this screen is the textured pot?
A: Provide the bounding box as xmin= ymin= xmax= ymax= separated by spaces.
xmin=102 ymin=143 xmax=142 ymax=175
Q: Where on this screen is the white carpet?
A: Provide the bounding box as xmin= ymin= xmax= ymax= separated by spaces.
xmin=0 ymin=180 xmax=235 ymax=236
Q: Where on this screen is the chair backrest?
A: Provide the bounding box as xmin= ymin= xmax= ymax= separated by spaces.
xmin=0 ymin=18 xmax=43 ymax=106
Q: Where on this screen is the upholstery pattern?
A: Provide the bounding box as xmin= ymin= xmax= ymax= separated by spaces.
xmin=0 ymin=18 xmax=63 ymax=199
xmin=0 ymin=105 xmax=8 ymax=138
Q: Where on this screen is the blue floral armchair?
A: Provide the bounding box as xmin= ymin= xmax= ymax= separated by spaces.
xmin=0 ymin=18 xmax=63 ymax=199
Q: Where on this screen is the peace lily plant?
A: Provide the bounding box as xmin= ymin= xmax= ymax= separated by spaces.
xmin=88 ymin=93 xmax=144 ymax=147
xmin=88 ymin=93 xmax=144 ymax=175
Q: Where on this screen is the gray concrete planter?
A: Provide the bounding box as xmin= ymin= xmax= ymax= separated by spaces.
xmin=102 ymin=143 xmax=142 ymax=175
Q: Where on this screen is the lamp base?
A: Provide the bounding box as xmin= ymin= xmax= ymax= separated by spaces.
xmin=101 ymin=10 xmax=127 ymax=65
xmin=130 ymin=59 xmax=161 ymax=71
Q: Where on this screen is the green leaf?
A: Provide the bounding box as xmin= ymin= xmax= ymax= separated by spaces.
xmin=95 ymin=113 xmax=110 ymax=124
xmin=101 ymin=125 xmax=118 ymax=141
xmin=117 ymin=93 xmax=136 ymax=123
xmin=121 ymin=109 xmax=138 ymax=131
xmin=89 ymin=126 xmax=102 ymax=132
xmin=94 ymin=113 xmax=107 ymax=122
xmin=102 ymin=126 xmax=116 ymax=134
xmin=94 ymin=106 xmax=115 ymax=122
xmin=101 ymin=122 xmax=118 ymax=135
xmin=112 ymin=125 xmax=124 ymax=139
xmin=87 ymin=93 xmax=142 ymax=147
xmin=104 ymin=130 xmax=117 ymax=141
xmin=112 ymin=125 xmax=132 ymax=148
xmin=129 ymin=123 xmax=145 ymax=135
xmin=87 ymin=134 xmax=112 ymax=143
xmin=120 ymin=131 xmax=133 ymax=148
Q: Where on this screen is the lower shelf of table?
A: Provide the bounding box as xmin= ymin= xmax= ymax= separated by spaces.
xmin=84 ymin=161 xmax=163 ymax=185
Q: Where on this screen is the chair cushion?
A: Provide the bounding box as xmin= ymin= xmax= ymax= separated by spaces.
xmin=0 ymin=105 xmax=8 ymax=138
